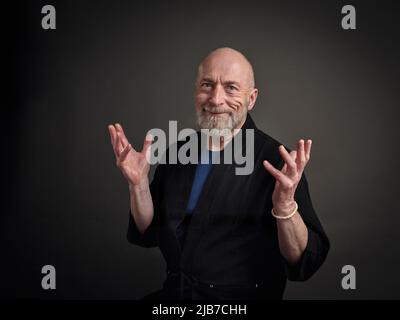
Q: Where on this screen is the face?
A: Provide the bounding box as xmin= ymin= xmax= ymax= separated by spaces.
xmin=195 ymin=53 xmax=258 ymax=132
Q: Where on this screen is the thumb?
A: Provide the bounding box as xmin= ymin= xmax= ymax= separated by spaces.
xmin=143 ymin=133 xmax=153 ymax=162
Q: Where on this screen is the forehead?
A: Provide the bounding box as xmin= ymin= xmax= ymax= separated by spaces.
xmin=198 ymin=59 xmax=249 ymax=84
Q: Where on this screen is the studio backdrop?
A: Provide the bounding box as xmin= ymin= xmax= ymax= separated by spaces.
xmin=4 ymin=0 xmax=400 ymax=299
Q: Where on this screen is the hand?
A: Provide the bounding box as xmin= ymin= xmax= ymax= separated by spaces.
xmin=108 ymin=123 xmax=153 ymax=187
xmin=263 ymin=139 xmax=312 ymax=216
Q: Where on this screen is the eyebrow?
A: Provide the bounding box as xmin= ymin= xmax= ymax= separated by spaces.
xmin=201 ymin=77 xmax=241 ymax=87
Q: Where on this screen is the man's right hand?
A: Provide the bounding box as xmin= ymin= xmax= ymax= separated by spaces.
xmin=108 ymin=123 xmax=153 ymax=187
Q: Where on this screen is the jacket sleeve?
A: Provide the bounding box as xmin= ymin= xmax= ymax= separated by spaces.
xmin=283 ymin=173 xmax=330 ymax=281
xmin=126 ymin=165 xmax=163 ymax=248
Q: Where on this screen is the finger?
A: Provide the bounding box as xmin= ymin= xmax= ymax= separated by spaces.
xmin=296 ymin=139 xmax=306 ymax=170
xmin=115 ymin=123 xmax=129 ymax=147
xmin=142 ymin=133 xmax=153 ymax=161
xmin=263 ymin=160 xmax=292 ymax=185
xmin=119 ymin=144 xmax=132 ymax=161
xmin=108 ymin=125 xmax=117 ymax=146
xmin=142 ymin=133 xmax=153 ymax=153
xmin=116 ymin=132 xmax=126 ymax=151
xmin=282 ymin=163 xmax=287 ymax=174
xmin=142 ymin=133 xmax=153 ymax=152
xmin=109 ymin=125 xmax=121 ymax=159
xmin=304 ymin=139 xmax=312 ymax=161
xmin=278 ymin=145 xmax=297 ymax=177
xmin=117 ymin=132 xmax=127 ymax=153
xmin=275 ymin=151 xmax=296 ymax=177
xmin=284 ymin=151 xmax=297 ymax=174
xmin=263 ymin=160 xmax=285 ymax=181
xmin=115 ymin=132 xmax=123 ymax=157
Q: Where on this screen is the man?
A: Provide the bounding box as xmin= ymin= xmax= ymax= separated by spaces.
xmin=108 ymin=48 xmax=329 ymax=300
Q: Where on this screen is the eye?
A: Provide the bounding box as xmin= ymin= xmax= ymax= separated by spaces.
xmin=227 ymin=85 xmax=238 ymax=91
xmin=201 ymin=82 xmax=213 ymax=88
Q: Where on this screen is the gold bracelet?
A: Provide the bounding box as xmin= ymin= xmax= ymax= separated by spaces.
xmin=271 ymin=201 xmax=298 ymax=220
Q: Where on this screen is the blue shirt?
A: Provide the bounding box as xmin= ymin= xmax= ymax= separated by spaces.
xmin=185 ymin=149 xmax=219 ymax=214
xmin=176 ymin=149 xmax=220 ymax=248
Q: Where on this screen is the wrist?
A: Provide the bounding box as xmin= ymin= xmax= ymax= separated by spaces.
xmin=129 ymin=177 xmax=149 ymax=193
xmin=273 ymin=200 xmax=297 ymax=217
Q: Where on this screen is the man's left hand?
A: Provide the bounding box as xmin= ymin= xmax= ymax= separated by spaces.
xmin=263 ymin=139 xmax=312 ymax=217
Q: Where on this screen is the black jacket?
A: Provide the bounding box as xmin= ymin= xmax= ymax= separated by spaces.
xmin=127 ymin=114 xmax=330 ymax=300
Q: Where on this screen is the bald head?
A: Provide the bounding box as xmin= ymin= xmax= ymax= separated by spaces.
xmin=197 ymin=47 xmax=255 ymax=89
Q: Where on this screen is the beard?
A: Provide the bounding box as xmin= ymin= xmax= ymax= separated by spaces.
xmin=196 ymin=104 xmax=247 ymax=135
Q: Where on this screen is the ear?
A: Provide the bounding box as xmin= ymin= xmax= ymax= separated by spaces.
xmin=247 ymin=88 xmax=258 ymax=111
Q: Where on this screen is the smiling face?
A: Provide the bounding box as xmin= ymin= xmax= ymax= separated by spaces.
xmin=195 ymin=48 xmax=258 ymax=131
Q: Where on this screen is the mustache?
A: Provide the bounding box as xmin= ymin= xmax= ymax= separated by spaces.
xmin=201 ymin=105 xmax=232 ymax=114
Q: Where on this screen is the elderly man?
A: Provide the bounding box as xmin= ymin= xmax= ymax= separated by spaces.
xmin=108 ymin=47 xmax=329 ymax=300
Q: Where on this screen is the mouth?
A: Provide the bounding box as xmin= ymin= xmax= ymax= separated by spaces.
xmin=203 ymin=109 xmax=229 ymax=116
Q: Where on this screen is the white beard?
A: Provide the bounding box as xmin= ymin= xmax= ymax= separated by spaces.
xmin=196 ymin=106 xmax=247 ymax=135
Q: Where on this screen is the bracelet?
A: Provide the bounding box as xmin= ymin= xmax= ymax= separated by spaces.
xmin=271 ymin=201 xmax=298 ymax=220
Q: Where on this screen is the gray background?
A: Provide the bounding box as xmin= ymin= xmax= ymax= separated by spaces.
xmin=3 ymin=0 xmax=400 ymax=299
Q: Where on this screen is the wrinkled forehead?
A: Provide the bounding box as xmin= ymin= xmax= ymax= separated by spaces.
xmin=197 ymin=59 xmax=251 ymax=86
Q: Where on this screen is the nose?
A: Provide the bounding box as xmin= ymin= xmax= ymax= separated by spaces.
xmin=209 ymin=84 xmax=224 ymax=107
